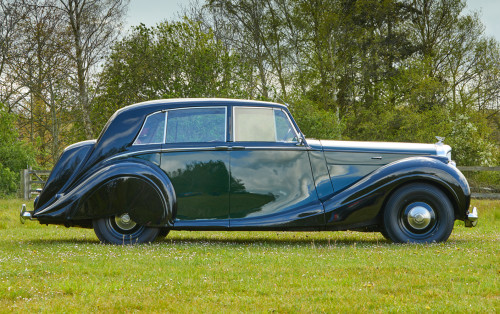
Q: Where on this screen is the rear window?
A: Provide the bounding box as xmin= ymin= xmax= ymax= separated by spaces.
xmin=134 ymin=112 xmax=166 ymax=145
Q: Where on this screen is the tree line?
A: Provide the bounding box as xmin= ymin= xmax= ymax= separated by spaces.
xmin=0 ymin=0 xmax=499 ymax=195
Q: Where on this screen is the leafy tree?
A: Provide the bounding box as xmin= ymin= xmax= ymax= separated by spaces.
xmin=56 ymin=0 xmax=129 ymax=139
xmin=10 ymin=0 xmax=72 ymax=166
xmin=93 ymin=18 xmax=252 ymax=130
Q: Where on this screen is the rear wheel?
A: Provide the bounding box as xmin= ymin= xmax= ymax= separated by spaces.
xmin=383 ymin=183 xmax=454 ymax=243
xmin=158 ymin=228 xmax=170 ymax=238
xmin=93 ymin=213 xmax=160 ymax=244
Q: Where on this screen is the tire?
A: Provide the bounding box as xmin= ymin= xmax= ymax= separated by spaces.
xmin=383 ymin=183 xmax=454 ymax=243
xmin=158 ymin=227 xmax=170 ymax=238
xmin=93 ymin=213 xmax=160 ymax=245
xmin=379 ymin=228 xmax=391 ymax=241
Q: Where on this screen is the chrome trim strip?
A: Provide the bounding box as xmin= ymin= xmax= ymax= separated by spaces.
xmin=108 ymin=145 xmax=308 ymax=161
xmin=234 ymin=146 xmax=306 ymax=151
xmin=107 ymin=147 xmax=216 ymax=161
xmin=321 ymin=149 xmax=428 ymax=155
xmin=163 ymin=111 xmax=168 ymax=144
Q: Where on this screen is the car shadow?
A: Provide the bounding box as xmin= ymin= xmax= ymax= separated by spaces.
xmin=22 ymin=234 xmax=471 ymax=247
xmin=23 ymin=237 xmax=390 ymax=246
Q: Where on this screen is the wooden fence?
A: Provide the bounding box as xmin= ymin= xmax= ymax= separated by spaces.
xmin=20 ymin=168 xmax=51 ymax=200
xmin=458 ymin=166 xmax=500 ymax=200
xmin=20 ymin=166 xmax=500 ymax=200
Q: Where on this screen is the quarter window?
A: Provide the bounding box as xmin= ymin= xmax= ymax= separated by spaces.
xmin=274 ymin=109 xmax=298 ymax=142
xmin=166 ymin=107 xmax=226 ymax=143
xmin=134 ymin=112 xmax=166 ymax=145
xmin=234 ymin=107 xmax=297 ymax=142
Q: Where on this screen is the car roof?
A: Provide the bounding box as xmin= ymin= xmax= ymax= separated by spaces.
xmin=118 ymin=98 xmax=287 ymax=115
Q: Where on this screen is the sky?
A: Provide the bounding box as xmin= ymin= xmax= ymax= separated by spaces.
xmin=126 ymin=0 xmax=500 ymax=41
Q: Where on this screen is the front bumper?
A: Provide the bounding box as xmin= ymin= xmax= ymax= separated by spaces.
xmin=464 ymin=207 xmax=478 ymax=227
xmin=20 ymin=204 xmax=37 ymax=224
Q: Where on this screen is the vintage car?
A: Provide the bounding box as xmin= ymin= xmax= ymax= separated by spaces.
xmin=20 ymin=98 xmax=478 ymax=244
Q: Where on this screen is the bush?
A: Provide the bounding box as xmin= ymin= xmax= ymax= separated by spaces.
xmin=0 ymin=104 xmax=36 ymax=196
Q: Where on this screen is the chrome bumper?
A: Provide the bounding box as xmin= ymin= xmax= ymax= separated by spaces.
xmin=20 ymin=204 xmax=37 ymax=224
xmin=464 ymin=207 xmax=478 ymax=227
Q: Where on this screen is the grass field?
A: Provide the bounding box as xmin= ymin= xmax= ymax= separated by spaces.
xmin=0 ymin=198 xmax=498 ymax=312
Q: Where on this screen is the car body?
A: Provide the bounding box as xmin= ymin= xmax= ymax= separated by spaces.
xmin=20 ymin=98 xmax=478 ymax=244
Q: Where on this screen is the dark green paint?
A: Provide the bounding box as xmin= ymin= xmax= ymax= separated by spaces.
xmin=160 ymin=150 xmax=230 ymax=225
xmin=229 ymin=148 xmax=324 ymax=228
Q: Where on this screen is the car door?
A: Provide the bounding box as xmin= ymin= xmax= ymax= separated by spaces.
xmin=228 ymin=106 xmax=324 ymax=229
xmin=159 ymin=106 xmax=230 ymax=228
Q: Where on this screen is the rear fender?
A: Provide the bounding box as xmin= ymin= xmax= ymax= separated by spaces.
xmin=33 ymin=160 xmax=176 ymax=227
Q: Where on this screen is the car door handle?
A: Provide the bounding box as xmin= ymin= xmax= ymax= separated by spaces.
xmin=232 ymin=146 xmax=246 ymax=150
xmin=371 ymin=156 xmax=382 ymax=160
xmin=215 ymin=146 xmax=229 ymax=150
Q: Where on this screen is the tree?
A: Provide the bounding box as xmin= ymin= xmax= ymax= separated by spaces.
xmin=8 ymin=0 xmax=74 ymax=165
xmin=0 ymin=0 xmax=27 ymax=109
xmin=93 ymin=19 xmax=252 ymax=130
xmin=56 ymin=0 xmax=129 ymax=139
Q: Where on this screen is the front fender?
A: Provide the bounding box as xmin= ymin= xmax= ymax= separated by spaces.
xmin=33 ymin=159 xmax=176 ymax=227
xmin=323 ymin=156 xmax=470 ymax=229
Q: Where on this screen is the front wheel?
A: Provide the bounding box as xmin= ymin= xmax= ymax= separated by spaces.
xmin=93 ymin=213 xmax=160 ymax=244
xmin=383 ymin=183 xmax=455 ymax=243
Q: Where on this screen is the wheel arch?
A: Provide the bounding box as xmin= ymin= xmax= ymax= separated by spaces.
xmin=379 ymin=177 xmax=462 ymax=223
xmin=34 ymin=159 xmax=177 ymax=227
xmin=323 ymin=156 xmax=470 ymax=229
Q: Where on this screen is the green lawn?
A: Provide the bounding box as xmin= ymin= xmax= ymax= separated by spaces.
xmin=0 ymin=198 xmax=498 ymax=312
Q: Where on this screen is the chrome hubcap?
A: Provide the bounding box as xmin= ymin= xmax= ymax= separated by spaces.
xmin=114 ymin=213 xmax=137 ymax=231
xmin=407 ymin=206 xmax=432 ymax=230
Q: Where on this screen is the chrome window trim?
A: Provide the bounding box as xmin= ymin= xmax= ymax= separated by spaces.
xmin=163 ymin=111 xmax=168 ymax=144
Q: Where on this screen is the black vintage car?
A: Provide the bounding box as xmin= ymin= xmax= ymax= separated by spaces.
xmin=21 ymin=99 xmax=478 ymax=244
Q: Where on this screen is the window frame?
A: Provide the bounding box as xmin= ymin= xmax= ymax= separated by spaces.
xmin=133 ymin=106 xmax=229 ymax=146
xmin=273 ymin=108 xmax=300 ymax=143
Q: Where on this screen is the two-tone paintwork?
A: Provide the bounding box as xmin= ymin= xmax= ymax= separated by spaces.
xmin=32 ymin=98 xmax=471 ymax=232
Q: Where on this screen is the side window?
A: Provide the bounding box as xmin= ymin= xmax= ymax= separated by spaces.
xmin=134 ymin=112 xmax=165 ymax=145
xmin=234 ymin=107 xmax=275 ymax=141
xmin=166 ymin=107 xmax=226 ymax=143
xmin=274 ymin=109 xmax=297 ymax=142
xmin=234 ymin=107 xmax=297 ymax=142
